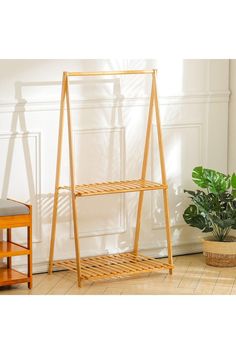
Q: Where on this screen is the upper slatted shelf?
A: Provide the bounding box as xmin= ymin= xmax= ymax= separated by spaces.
xmin=59 ymin=179 xmax=167 ymax=197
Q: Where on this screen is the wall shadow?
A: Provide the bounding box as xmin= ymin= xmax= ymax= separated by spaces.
xmin=1 ymin=73 xmax=127 ymax=254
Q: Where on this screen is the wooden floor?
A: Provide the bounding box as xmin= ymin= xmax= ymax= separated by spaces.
xmin=1 ymin=253 xmax=236 ymax=295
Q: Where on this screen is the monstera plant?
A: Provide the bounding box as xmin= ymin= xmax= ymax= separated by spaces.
xmin=183 ymin=166 xmax=236 ymax=267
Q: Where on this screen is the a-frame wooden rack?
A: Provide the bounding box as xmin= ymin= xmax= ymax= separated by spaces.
xmin=48 ymin=69 xmax=174 ymax=287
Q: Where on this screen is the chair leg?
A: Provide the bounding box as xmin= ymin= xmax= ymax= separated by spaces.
xmin=7 ymin=228 xmax=12 ymax=269
xmin=27 ymin=225 xmax=33 ymax=289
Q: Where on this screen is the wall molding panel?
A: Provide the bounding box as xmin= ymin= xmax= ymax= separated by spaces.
xmin=151 ymin=123 xmax=203 ymax=231
xmin=70 ymin=127 xmax=126 ymax=239
xmin=0 ymin=91 xmax=230 ymax=114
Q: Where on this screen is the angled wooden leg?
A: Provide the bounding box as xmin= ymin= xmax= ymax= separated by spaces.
xmin=66 ymin=75 xmax=82 ymax=287
xmin=134 ymin=77 xmax=154 ymax=255
xmin=153 ymin=70 xmax=173 ymax=273
xmin=48 ymin=189 xmax=60 ymax=274
xmin=71 ymin=195 xmax=82 ymax=287
xmin=7 ymin=228 xmax=12 ymax=269
xmin=134 ymin=191 xmax=145 ymax=255
xmin=48 ymin=72 xmax=67 ymax=274
xmin=163 ymin=189 xmax=173 ymax=274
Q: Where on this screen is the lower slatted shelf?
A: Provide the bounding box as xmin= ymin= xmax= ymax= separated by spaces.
xmin=53 ymin=252 xmax=173 ymax=281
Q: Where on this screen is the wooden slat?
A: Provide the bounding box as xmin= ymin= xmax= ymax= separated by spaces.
xmin=106 ymin=254 xmax=149 ymax=271
xmin=53 ymin=253 xmax=174 ymax=282
xmin=82 ymin=259 xmax=121 ymax=277
xmin=125 ymin=253 xmax=169 ymax=269
xmin=100 ymin=260 xmax=139 ymax=274
xmin=82 ymin=259 xmax=117 ymax=276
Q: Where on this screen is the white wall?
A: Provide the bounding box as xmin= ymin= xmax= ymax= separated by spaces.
xmin=229 ymin=60 xmax=236 ymax=173
xmin=0 ymin=59 xmax=230 ymax=273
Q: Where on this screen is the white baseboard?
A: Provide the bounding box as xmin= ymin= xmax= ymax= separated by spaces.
xmin=141 ymin=242 xmax=203 ymax=258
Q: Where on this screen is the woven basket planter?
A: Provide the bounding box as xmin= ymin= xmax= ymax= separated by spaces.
xmin=202 ymin=236 xmax=236 ymax=267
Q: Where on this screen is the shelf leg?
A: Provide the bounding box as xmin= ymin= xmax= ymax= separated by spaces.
xmin=48 ymin=189 xmax=60 ymax=274
xmin=153 ymin=70 xmax=173 ymax=273
xmin=71 ymin=195 xmax=82 ymax=287
xmin=163 ymin=189 xmax=173 ymax=274
xmin=7 ymin=228 xmax=12 ymax=269
xmin=48 ymin=72 xmax=67 ymax=275
xmin=66 ymin=75 xmax=82 ymax=287
xmin=134 ymin=76 xmax=154 ymax=255
xmin=27 ymin=224 xmax=33 ymax=289
xmin=134 ymin=191 xmax=144 ymax=255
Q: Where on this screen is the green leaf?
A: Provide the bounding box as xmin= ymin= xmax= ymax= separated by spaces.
xmin=231 ymin=173 xmax=236 ymax=198
xmin=232 ymin=189 xmax=236 ymax=198
xmin=183 ymin=205 xmax=198 ymax=224
xmin=192 ymin=191 xmax=219 ymax=213
xmin=192 ymin=166 xmax=230 ymax=194
xmin=231 ymin=173 xmax=236 ymax=189
xmin=183 ymin=205 xmax=212 ymax=232
xmin=184 ymin=189 xmax=196 ymax=197
xmin=192 ymin=166 xmax=208 ymax=188
xmin=203 ymin=168 xmax=230 ymax=194
xmin=211 ymin=216 xmax=235 ymax=229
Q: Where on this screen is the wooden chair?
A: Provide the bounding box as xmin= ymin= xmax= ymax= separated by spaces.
xmin=0 ymin=199 xmax=32 ymax=289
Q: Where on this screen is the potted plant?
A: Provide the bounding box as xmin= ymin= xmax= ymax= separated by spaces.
xmin=183 ymin=166 xmax=236 ymax=267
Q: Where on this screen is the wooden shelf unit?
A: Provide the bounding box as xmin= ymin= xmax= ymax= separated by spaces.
xmin=0 ymin=201 xmax=32 ymax=289
xmin=48 ymin=69 xmax=174 ymax=287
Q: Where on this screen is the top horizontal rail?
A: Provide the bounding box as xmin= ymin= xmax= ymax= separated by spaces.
xmin=66 ymin=70 xmax=155 ymax=77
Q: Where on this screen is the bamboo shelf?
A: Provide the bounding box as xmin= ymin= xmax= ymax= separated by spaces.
xmin=48 ymin=69 xmax=174 ymax=287
xmin=54 ymin=252 xmax=174 ymax=281
xmin=59 ymin=179 xmax=167 ymax=197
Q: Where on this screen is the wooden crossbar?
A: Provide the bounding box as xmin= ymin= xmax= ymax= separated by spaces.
xmin=66 ymin=70 xmax=154 ymax=77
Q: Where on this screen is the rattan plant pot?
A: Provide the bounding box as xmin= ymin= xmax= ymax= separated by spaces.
xmin=202 ymin=236 xmax=236 ymax=267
